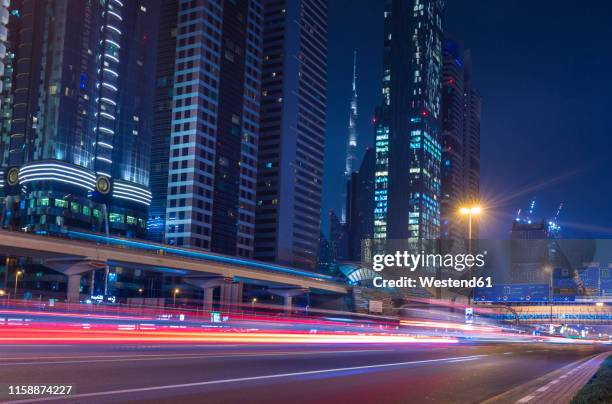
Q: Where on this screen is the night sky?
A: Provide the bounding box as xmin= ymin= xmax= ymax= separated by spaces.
xmin=322 ymin=0 xmax=612 ymax=239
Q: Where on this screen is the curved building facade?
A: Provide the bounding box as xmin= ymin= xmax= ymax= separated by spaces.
xmin=0 ymin=0 xmax=158 ymax=237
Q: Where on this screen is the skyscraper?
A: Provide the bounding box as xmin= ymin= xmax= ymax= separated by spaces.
xmin=147 ymin=0 xmax=179 ymax=242
xmin=0 ymin=0 xmax=159 ymax=237
xmin=0 ymin=0 xmax=8 ymax=111
xmin=342 ymin=50 xmax=358 ymax=223
xmin=373 ymin=0 xmax=444 ymax=245
xmin=346 ymin=147 xmax=374 ymax=260
xmin=255 ymin=0 xmax=328 ymax=270
xmin=440 ymin=40 xmax=481 ymax=240
xmin=164 ymin=0 xmax=263 ymax=258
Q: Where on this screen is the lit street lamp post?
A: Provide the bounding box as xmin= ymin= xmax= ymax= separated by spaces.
xmin=459 ymin=205 xmax=482 ymax=305
xmin=173 ymin=288 xmax=180 ymax=307
xmin=545 ymin=265 xmax=553 ymax=324
xmin=14 ymin=270 xmax=23 ymax=298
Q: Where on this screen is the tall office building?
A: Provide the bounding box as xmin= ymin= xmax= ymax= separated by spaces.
xmin=164 ymin=0 xmax=263 ymax=258
xmin=255 ymin=0 xmax=328 ymax=270
xmin=373 ymin=0 xmax=444 ymax=245
xmin=0 ymin=0 xmax=159 ymax=237
xmin=342 ymin=50 xmax=358 ymax=223
xmin=346 ymin=147 xmax=374 ymax=260
xmin=0 ymin=0 xmax=8 ymax=111
xmin=328 ymin=210 xmax=347 ymax=263
xmin=147 ymin=0 xmax=179 ymax=242
xmin=440 ymin=40 xmax=481 ymax=240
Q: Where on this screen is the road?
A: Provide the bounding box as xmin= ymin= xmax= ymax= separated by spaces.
xmin=0 ymin=342 xmax=608 ymax=403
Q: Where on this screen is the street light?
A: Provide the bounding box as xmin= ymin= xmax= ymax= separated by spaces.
xmin=544 ymin=265 xmax=554 ymax=324
xmin=458 ymin=205 xmax=482 ymax=240
xmin=251 ymin=297 xmax=257 ymax=312
xmin=14 ymin=270 xmax=23 ymax=298
xmin=459 ymin=205 xmax=482 ymax=306
xmin=173 ymin=288 xmax=180 ymax=306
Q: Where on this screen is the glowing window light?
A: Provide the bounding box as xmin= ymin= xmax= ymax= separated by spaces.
xmin=106 ymin=25 xmax=122 ymax=35
xmin=18 ymin=166 xmax=96 ymax=183
xmin=101 ymin=82 xmax=118 ymax=92
xmin=96 ymin=142 xmax=114 ymax=149
xmin=113 ymin=182 xmax=152 ymax=197
xmin=113 ymin=193 xmax=151 ymax=206
xmin=20 ymin=176 xmax=94 ymax=191
xmin=105 ymin=39 xmax=121 ymax=48
xmin=113 ymin=188 xmax=151 ymax=199
xmin=96 ymin=156 xmax=113 ymax=164
xmin=97 ymin=127 xmax=115 ymax=135
xmin=19 ymin=171 xmax=95 ymax=187
xmin=107 ymin=10 xmax=122 ymax=20
xmin=103 ymin=68 xmax=118 ymax=77
xmin=99 ymin=112 xmax=116 ymax=120
xmin=99 ymin=97 xmax=117 ymax=106
xmin=20 ymin=164 xmax=96 ymax=182
xmin=104 ymin=53 xmax=119 ymax=63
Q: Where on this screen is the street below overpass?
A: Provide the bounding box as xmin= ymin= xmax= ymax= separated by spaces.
xmin=0 ymin=342 xmax=609 ymax=403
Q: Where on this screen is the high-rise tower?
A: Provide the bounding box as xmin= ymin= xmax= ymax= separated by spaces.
xmin=163 ymin=0 xmax=263 ymax=257
xmin=147 ymin=0 xmax=179 ymax=242
xmin=0 ymin=0 xmax=159 ymax=237
xmin=440 ymin=40 xmax=481 ymax=240
xmin=342 ymin=50 xmax=358 ymax=222
xmin=373 ymin=0 xmax=444 ymax=246
xmin=254 ymin=0 xmax=328 ymax=270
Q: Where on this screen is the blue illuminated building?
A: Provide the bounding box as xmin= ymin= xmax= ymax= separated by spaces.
xmin=374 ymin=0 xmax=444 ymax=247
xmin=0 ymin=0 xmax=159 ymax=238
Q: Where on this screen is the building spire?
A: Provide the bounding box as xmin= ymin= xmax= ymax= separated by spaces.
xmin=342 ymin=51 xmax=358 ymax=223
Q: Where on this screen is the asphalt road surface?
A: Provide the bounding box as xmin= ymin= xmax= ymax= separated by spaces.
xmin=0 ymin=342 xmax=608 ymax=403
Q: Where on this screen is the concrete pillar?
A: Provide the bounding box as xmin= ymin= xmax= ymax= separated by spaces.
xmin=219 ymin=282 xmax=243 ymax=313
xmin=202 ymin=287 xmax=214 ymax=312
xmin=67 ymin=274 xmax=82 ymax=303
xmin=184 ymin=277 xmax=232 ymax=313
xmin=284 ymin=295 xmax=293 ymax=312
xmin=44 ymin=258 xmax=106 ymax=303
xmin=269 ymin=288 xmax=308 ymax=313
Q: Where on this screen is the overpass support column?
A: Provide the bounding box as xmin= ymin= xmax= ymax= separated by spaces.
xmin=269 ymin=288 xmax=308 ymax=313
xmin=184 ymin=277 xmax=232 ymax=313
xmin=202 ymin=287 xmax=214 ymax=313
xmin=67 ymin=274 xmax=82 ymax=304
xmin=220 ymin=281 xmax=243 ymax=313
xmin=44 ymin=258 xmax=106 ymax=303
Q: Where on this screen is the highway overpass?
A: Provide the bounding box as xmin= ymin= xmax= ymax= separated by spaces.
xmin=0 ymin=230 xmax=348 ymax=308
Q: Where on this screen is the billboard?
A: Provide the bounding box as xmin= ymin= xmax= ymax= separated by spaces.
xmin=473 ymin=283 xmax=549 ymax=303
xmin=601 ymin=268 xmax=612 ymax=296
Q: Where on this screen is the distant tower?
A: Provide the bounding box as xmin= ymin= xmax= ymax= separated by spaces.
xmin=342 ymin=50 xmax=358 ymax=223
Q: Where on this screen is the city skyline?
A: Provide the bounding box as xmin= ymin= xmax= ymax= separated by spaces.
xmin=323 ymin=0 xmax=612 ymax=240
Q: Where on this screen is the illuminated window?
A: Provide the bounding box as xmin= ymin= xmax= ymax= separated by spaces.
xmin=109 ymin=213 xmax=124 ymax=223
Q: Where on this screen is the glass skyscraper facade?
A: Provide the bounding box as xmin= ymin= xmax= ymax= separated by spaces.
xmin=254 ymin=0 xmax=328 ymax=270
xmin=147 ymin=0 xmax=179 ymax=242
xmin=164 ymin=0 xmax=263 ymax=257
xmin=0 ymin=0 xmax=159 ymax=237
xmin=374 ymin=0 xmax=443 ymax=245
xmin=440 ymin=40 xmax=481 ymax=241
